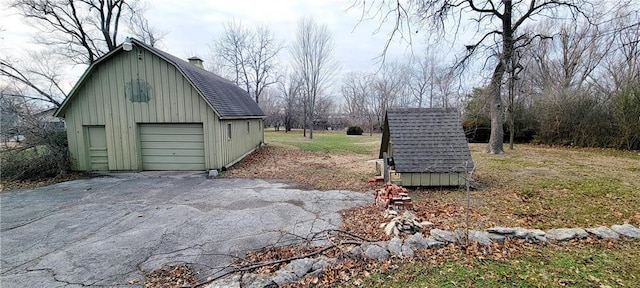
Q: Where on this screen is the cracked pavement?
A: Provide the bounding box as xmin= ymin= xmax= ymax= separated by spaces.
xmin=0 ymin=172 xmax=371 ymax=287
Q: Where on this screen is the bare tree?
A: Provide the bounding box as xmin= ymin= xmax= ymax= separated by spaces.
xmin=356 ymin=0 xmax=602 ymax=154
xmin=279 ymin=72 xmax=304 ymax=132
xmin=391 ymin=62 xmax=414 ymax=108
xmin=213 ymin=21 xmax=283 ymax=104
xmin=371 ymin=61 xmax=407 ymax=130
xmin=434 ymin=68 xmax=458 ymax=108
xmin=1 ymin=87 xmax=26 ymax=146
xmin=600 ymin=12 xmax=640 ymax=93
xmin=212 ymin=21 xmax=248 ymax=86
xmin=0 ymin=51 xmax=68 ymax=107
xmin=4 ymin=0 xmax=157 ymax=108
xmin=313 ymin=93 xmax=335 ymax=130
xmin=528 ymin=21 xmax=609 ymax=94
xmin=258 ymin=87 xmax=283 ymax=130
xmin=408 ymin=55 xmax=434 ymax=108
xmin=128 ymin=6 xmax=166 ymax=47
xmin=341 ymin=72 xmax=371 ymax=129
xmin=10 ymin=0 xmax=139 ymax=65
xmin=290 ymin=17 xmax=338 ymax=139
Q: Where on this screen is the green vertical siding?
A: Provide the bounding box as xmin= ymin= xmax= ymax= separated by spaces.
xmin=59 ymin=48 xmax=262 ymax=171
xmin=400 ymin=172 xmax=466 ymax=187
xmin=218 ymin=119 xmax=263 ymax=168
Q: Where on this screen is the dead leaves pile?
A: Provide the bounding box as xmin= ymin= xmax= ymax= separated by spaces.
xmin=339 ymin=204 xmax=390 ymax=241
xmin=1 ymin=172 xmax=87 ymax=191
xmin=143 ymin=263 xmax=197 ymax=288
xmin=339 ymin=200 xmax=485 ymax=242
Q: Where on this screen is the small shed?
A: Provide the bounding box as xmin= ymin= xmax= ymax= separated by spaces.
xmin=55 ymin=38 xmax=265 ymax=171
xmin=379 ymin=108 xmax=474 ymax=187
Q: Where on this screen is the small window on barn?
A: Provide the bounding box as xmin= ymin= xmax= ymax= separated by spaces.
xmin=247 ymin=121 xmax=250 ymax=134
xmin=125 ymin=79 xmax=151 ymax=103
xmin=227 ymin=123 xmax=232 ymax=140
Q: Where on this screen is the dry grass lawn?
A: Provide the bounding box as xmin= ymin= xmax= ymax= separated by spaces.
xmin=227 ymin=130 xmax=640 ymax=230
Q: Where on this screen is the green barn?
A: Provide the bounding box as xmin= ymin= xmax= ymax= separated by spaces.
xmin=379 ymin=108 xmax=474 ymax=187
xmin=54 ymin=39 xmax=265 ymax=171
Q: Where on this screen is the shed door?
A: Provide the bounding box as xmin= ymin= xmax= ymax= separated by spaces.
xmin=87 ymin=126 xmax=109 ymax=171
xmin=139 ymin=124 xmax=205 ymax=170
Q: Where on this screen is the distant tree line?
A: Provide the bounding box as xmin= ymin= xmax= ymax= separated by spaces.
xmin=352 ymin=0 xmax=640 ymax=153
xmin=211 ymin=21 xmax=463 ymax=135
xmin=464 ymin=16 xmax=640 ymax=150
xmin=215 ymin=1 xmax=639 ymax=152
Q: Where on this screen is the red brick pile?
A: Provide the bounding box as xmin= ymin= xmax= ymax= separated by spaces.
xmin=374 ymin=183 xmax=413 ymax=210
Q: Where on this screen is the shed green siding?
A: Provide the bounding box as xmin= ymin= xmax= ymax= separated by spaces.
xmin=218 ymin=119 xmax=264 ymax=168
xmin=59 ymin=48 xmax=262 ymax=171
xmin=399 ymin=172 xmax=466 ymax=187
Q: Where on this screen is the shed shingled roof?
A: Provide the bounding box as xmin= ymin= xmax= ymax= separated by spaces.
xmin=379 ymin=108 xmax=474 ymax=173
xmin=55 ymin=38 xmax=264 ymax=118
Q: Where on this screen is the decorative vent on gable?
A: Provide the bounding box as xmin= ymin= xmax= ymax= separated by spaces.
xmin=125 ymin=79 xmax=151 ymax=103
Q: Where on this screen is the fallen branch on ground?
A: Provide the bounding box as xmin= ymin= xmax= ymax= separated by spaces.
xmin=190 ymin=229 xmax=377 ymax=287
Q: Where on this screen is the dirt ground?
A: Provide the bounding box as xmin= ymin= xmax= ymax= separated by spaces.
xmin=225 ymin=143 xmax=379 ymax=192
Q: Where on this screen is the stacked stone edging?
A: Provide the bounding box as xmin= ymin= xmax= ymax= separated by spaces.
xmin=206 ymin=223 xmax=640 ymax=287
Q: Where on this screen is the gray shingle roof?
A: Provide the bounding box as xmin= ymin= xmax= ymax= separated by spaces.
xmin=134 ymin=39 xmax=264 ymax=118
xmin=380 ymin=108 xmax=474 ymax=173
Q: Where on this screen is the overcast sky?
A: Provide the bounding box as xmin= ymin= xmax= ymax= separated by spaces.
xmin=145 ymin=0 xmax=424 ymax=72
xmin=0 ymin=0 xmax=439 ymax=89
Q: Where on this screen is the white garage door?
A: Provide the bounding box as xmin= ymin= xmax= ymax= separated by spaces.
xmin=139 ymin=124 xmax=205 ymax=170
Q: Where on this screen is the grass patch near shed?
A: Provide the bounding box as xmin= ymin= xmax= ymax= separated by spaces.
xmin=350 ymin=239 xmax=640 ymax=288
xmin=408 ymin=144 xmax=640 ymax=230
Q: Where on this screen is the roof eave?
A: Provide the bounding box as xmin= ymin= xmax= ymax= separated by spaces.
xmin=219 ymin=115 xmax=266 ymax=120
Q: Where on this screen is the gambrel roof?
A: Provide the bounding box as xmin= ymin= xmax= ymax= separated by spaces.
xmin=55 ymin=38 xmax=264 ymax=119
xmin=379 ymin=108 xmax=474 ymax=173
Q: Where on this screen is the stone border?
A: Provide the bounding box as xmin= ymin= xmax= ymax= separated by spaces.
xmin=205 ymin=223 xmax=640 ymax=287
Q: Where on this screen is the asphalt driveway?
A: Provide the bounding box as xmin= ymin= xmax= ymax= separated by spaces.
xmin=0 ymin=172 xmax=371 ymax=287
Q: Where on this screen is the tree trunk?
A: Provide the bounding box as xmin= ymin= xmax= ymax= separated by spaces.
xmin=487 ymin=1 xmax=514 ymax=154
xmin=303 ymin=101 xmax=307 ymax=137
xmin=487 ymin=63 xmax=505 ymax=154
xmin=309 ymin=109 xmax=314 ymax=140
xmin=370 ymin=121 xmax=373 ymax=136
xmin=508 ymin=70 xmax=515 ymax=150
xmin=509 ymin=115 xmax=515 ymax=150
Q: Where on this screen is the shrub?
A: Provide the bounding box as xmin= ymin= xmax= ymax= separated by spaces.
xmin=346 ymin=126 xmax=363 ymax=135
xmin=1 ymin=127 xmax=70 ymax=182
